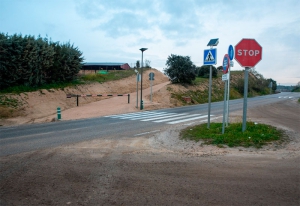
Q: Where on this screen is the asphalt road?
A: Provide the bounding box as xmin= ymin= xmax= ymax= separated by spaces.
xmin=1 ymin=92 xmax=299 ymax=156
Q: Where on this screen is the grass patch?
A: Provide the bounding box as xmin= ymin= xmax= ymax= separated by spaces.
xmin=0 ymin=80 xmax=84 ymax=94
xmin=192 ymin=77 xmax=209 ymax=85
xmin=180 ymin=122 xmax=284 ymax=148
xmin=81 ymin=69 xmax=141 ymax=83
xmin=0 ymin=95 xmax=20 ymax=108
xmin=0 ymin=69 xmax=142 ymax=94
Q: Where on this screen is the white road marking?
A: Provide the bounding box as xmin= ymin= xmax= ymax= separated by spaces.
xmin=140 ymin=113 xmax=188 ymax=121
xmin=153 ymin=114 xmax=200 ymax=123
xmin=168 ymin=115 xmax=209 ymax=124
xmin=105 ymin=111 xmax=216 ymax=125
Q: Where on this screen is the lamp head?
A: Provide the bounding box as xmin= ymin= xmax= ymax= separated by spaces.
xmin=140 ymin=48 xmax=148 ymax=52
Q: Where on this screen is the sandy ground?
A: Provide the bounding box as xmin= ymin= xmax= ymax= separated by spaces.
xmin=0 ymin=73 xmax=299 ymax=205
xmin=0 ymin=69 xmax=171 ymax=126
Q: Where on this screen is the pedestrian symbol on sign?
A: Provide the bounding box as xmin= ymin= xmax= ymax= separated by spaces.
xmin=205 ymin=51 xmax=214 ymax=62
xmin=203 ymin=48 xmax=217 ymax=65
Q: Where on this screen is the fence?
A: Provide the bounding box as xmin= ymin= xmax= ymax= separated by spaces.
xmin=67 ymin=94 xmax=130 ymax=106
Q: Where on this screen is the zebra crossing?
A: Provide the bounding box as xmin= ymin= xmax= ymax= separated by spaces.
xmin=278 ymin=96 xmax=293 ymax=99
xmin=104 ymin=111 xmax=213 ymax=124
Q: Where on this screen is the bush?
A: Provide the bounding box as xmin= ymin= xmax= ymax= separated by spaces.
xmin=163 ymin=54 xmax=196 ymax=84
xmin=0 ymin=33 xmax=84 ymax=90
xmin=198 ymin=65 xmax=217 ymax=78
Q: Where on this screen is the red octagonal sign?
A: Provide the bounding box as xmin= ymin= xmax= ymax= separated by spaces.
xmin=234 ymin=39 xmax=262 ymax=67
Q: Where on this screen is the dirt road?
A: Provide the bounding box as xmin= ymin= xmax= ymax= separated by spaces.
xmin=0 ymin=99 xmax=299 ymax=205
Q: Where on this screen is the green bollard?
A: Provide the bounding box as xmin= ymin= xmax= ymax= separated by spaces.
xmin=57 ymin=107 xmax=61 ymax=120
xmin=141 ymin=100 xmax=144 ymax=110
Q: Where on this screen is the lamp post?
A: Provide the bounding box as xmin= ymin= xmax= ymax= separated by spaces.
xmin=140 ymin=48 xmax=147 ymax=110
xmin=134 ymin=69 xmax=139 ymax=108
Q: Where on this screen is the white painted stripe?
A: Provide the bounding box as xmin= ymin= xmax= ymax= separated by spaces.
xmin=118 ymin=112 xmax=170 ymax=120
xmin=129 ymin=112 xmax=174 ymax=120
xmin=168 ymin=115 xmax=209 ymax=124
xmin=140 ymin=113 xmax=188 ymax=121
xmin=106 ymin=111 xmax=158 ymax=118
xmin=153 ymin=114 xmax=200 ymax=123
xmin=104 ymin=111 xmax=154 ymax=117
xmin=134 ymin=130 xmax=160 ymax=136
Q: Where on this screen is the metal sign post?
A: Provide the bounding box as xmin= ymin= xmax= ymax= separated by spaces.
xmin=226 ymin=45 xmax=234 ymax=126
xmin=204 ymin=38 xmax=219 ymax=129
xmin=149 ymin=72 xmax=155 ymax=102
xmin=222 ymin=54 xmax=230 ymax=134
xmin=208 ymin=66 xmax=212 ymax=128
xmin=242 ymin=67 xmax=250 ymax=132
xmin=222 ymin=80 xmax=227 ymax=134
xmin=235 ymin=39 xmax=262 ymax=132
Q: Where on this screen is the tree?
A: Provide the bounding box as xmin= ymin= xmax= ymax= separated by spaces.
xmin=145 ymin=59 xmax=151 ymax=68
xmin=291 ymin=81 xmax=300 ymax=92
xmin=268 ymin=78 xmax=277 ymax=91
xmin=135 ymin=60 xmax=140 ymax=68
xmin=163 ymin=54 xmax=196 ymax=84
xmin=0 ymin=33 xmax=84 ymax=89
xmin=198 ymin=65 xmax=217 ymax=78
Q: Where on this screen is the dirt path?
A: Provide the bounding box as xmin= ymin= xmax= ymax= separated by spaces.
xmin=35 ymin=81 xmax=170 ymax=122
xmin=0 ymin=99 xmax=299 ymax=205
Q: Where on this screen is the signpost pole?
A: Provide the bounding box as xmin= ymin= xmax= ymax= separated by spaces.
xmin=207 ymin=65 xmax=212 ymax=129
xmin=226 ymin=45 xmax=234 ymax=126
xmin=226 ymin=67 xmax=231 ymax=126
xmin=204 ymin=38 xmax=219 ymax=129
xmin=136 ymin=74 xmax=139 ymax=108
xmin=150 ymin=80 xmax=153 ymax=102
xmin=234 ymin=39 xmax=262 ymax=132
xmin=242 ymin=67 xmax=250 ymax=132
xmin=222 ymin=80 xmax=227 ymax=134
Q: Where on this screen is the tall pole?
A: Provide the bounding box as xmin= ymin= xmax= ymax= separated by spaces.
xmin=242 ymin=67 xmax=249 ymax=132
xmin=139 ymin=48 xmax=147 ymax=110
xmin=207 ymin=65 xmax=212 ymax=129
xmin=136 ymin=74 xmax=139 ymax=108
xmin=226 ymin=66 xmax=231 ymax=126
xmin=150 ymin=80 xmax=153 ymax=102
xmin=140 ymin=51 xmax=143 ymax=110
xmin=222 ymin=80 xmax=228 ymax=134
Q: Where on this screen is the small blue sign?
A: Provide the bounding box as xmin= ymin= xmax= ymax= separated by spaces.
xmin=203 ymin=48 xmax=217 ymax=65
xmin=228 ymin=45 xmax=234 ymax=60
xmin=223 ymin=54 xmax=230 ymax=74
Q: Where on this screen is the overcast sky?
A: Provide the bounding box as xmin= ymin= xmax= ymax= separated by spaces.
xmin=1 ymin=0 xmax=299 ymax=85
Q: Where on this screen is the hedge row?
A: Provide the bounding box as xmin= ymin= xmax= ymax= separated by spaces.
xmin=0 ymin=33 xmax=84 ymax=89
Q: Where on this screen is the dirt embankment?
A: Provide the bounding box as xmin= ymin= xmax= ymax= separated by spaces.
xmin=0 ymin=69 xmax=170 ymax=126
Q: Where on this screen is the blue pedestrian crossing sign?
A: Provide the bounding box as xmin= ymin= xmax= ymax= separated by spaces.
xmin=203 ymin=48 xmax=217 ymax=65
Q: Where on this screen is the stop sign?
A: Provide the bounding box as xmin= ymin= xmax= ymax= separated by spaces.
xmin=234 ymin=39 xmax=262 ymax=67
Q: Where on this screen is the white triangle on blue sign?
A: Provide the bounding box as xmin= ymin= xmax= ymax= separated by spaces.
xmin=205 ymin=51 xmax=215 ymax=62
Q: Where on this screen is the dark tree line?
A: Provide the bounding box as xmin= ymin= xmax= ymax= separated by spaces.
xmin=196 ymin=65 xmax=218 ymax=78
xmin=0 ymin=33 xmax=84 ymax=89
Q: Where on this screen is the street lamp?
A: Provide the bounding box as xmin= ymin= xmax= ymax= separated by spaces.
xmin=140 ymin=48 xmax=147 ymax=110
xmin=134 ymin=69 xmax=139 ymax=108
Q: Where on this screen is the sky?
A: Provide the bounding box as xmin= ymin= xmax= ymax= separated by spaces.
xmin=1 ymin=0 xmax=299 ymax=86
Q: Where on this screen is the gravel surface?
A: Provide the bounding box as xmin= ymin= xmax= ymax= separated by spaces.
xmin=0 ymin=99 xmax=299 ymax=205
